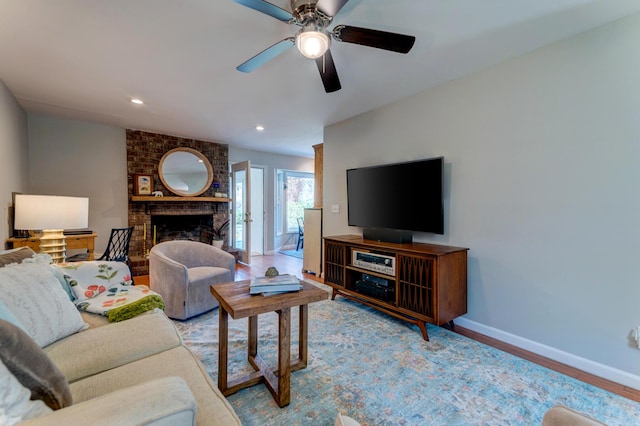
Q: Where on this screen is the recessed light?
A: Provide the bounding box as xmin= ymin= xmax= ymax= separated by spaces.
xmin=256 ymin=125 xmax=264 ymax=131
xmin=131 ymin=98 xmax=144 ymax=105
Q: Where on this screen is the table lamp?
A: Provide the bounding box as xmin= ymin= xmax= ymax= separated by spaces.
xmin=14 ymin=194 xmax=89 ymax=263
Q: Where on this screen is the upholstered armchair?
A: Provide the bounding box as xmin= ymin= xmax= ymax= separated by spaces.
xmin=149 ymin=240 xmax=235 ymax=320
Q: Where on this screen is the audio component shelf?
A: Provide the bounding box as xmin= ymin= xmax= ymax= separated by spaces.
xmin=323 ymin=235 xmax=468 ymax=341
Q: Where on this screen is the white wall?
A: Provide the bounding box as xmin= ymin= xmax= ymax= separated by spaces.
xmin=229 ymin=146 xmax=314 ymax=252
xmin=324 ymin=14 xmax=640 ymax=388
xmin=27 ymin=114 xmax=128 ymax=251
xmin=0 ymin=79 xmax=28 ymax=244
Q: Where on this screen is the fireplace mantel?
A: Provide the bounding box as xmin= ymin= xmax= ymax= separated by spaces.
xmin=131 ymin=196 xmax=231 ymax=214
xmin=131 ymin=196 xmax=230 ymax=202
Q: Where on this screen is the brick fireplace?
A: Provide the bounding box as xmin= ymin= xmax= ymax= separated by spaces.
xmin=127 ymin=130 xmax=229 ymax=276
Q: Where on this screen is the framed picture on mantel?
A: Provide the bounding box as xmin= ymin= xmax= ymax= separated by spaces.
xmin=134 ymin=174 xmax=153 ymax=196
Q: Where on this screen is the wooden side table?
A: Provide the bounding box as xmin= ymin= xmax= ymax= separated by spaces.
xmin=6 ymin=233 xmax=97 ymax=260
xmin=210 ymin=279 xmax=328 ymax=407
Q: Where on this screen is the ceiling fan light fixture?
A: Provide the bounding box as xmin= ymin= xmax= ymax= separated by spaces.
xmin=296 ymin=30 xmax=330 ymax=59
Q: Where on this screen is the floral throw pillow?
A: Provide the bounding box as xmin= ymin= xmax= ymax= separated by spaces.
xmin=54 ymin=261 xmax=132 ymax=302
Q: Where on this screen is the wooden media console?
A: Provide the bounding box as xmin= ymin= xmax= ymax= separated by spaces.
xmin=323 ymin=235 xmax=469 ymax=340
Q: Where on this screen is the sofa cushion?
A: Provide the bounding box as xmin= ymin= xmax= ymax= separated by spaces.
xmin=0 ymin=319 xmax=72 ymax=410
xmin=0 ymin=359 xmax=52 ymax=426
xmin=0 ymin=246 xmax=36 ymax=267
xmin=18 ymin=377 xmax=197 ymax=426
xmin=44 ymin=311 xmax=182 ymax=383
xmin=69 ymin=346 xmax=241 ymax=426
xmin=0 ymin=262 xmax=86 ymax=347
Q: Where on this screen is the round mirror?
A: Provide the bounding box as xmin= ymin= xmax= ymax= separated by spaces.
xmin=158 ymin=148 xmax=213 ymax=197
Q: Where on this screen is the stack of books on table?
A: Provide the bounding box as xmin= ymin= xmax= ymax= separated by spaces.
xmin=249 ymin=275 xmax=302 ymax=296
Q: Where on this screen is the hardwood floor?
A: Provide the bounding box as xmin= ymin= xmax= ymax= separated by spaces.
xmin=139 ymin=252 xmax=640 ymax=403
xmin=234 ymin=252 xmax=317 ymax=282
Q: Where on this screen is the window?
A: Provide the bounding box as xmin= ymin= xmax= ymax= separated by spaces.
xmin=276 ymin=170 xmax=314 ymax=235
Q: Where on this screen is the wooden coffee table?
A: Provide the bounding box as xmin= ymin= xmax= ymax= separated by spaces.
xmin=210 ymin=279 xmax=328 ymax=407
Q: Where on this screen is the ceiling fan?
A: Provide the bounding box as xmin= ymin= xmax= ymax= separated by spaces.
xmin=234 ymin=0 xmax=416 ymax=93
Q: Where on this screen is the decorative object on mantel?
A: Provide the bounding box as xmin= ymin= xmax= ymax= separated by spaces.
xmin=158 ymin=147 xmax=213 ymax=197
xmin=134 ymin=174 xmax=153 ymax=196
xmin=152 ymin=191 xmax=163 ymax=197
xmin=213 ymin=182 xmax=223 ymax=198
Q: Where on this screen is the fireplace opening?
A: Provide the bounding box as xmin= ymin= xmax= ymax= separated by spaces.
xmin=151 ymin=214 xmax=213 ymax=244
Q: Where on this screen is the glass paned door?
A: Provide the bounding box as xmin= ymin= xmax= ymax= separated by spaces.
xmin=232 ymin=161 xmax=251 ymax=264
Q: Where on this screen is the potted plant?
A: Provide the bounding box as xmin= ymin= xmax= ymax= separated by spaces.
xmin=212 ymin=182 xmax=223 ymax=198
xmin=212 ymin=219 xmax=229 ymax=249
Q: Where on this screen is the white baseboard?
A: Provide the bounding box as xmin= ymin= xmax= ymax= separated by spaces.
xmin=454 ymin=317 xmax=640 ymax=391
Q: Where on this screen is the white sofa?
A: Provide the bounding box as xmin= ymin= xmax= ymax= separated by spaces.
xmin=0 ymin=247 xmax=240 ymax=426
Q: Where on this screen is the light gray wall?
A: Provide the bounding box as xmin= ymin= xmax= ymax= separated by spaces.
xmin=21 ymin=117 xmax=312 ymax=255
xmin=229 ymin=146 xmax=314 ymax=253
xmin=0 ymin=79 xmax=28 ymax=244
xmin=324 ymin=14 xmax=640 ymax=388
xmin=27 ymin=114 xmax=128 ymax=251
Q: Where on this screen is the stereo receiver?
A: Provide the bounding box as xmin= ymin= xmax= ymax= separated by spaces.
xmin=352 ymin=250 xmax=395 ymax=275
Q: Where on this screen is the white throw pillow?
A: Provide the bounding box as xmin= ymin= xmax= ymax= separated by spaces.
xmin=0 ymin=262 xmax=86 ymax=347
xmin=0 ymin=359 xmax=52 ymax=425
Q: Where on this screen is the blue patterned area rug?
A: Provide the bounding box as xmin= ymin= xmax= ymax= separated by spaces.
xmin=279 ymin=249 xmax=303 ymax=259
xmin=173 ymin=285 xmax=639 ymax=426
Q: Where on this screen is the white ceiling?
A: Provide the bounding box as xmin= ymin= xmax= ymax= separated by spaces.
xmin=1 ymin=0 xmax=639 ymax=158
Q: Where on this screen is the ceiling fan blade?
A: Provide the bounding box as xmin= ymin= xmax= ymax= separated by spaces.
xmin=316 ymin=0 xmax=350 ymax=17
xmin=315 ymin=49 xmax=341 ymax=93
xmin=233 ymin=0 xmax=293 ymax=22
xmin=333 ymin=25 xmax=416 ymax=54
xmin=237 ymin=38 xmax=295 ymax=73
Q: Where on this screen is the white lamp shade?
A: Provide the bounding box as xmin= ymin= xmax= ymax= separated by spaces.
xmin=296 ymin=30 xmax=330 ymax=59
xmin=14 ymin=194 xmax=89 ymax=231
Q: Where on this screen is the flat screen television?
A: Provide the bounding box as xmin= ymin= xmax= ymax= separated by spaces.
xmin=346 ymin=157 xmax=444 ymax=242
